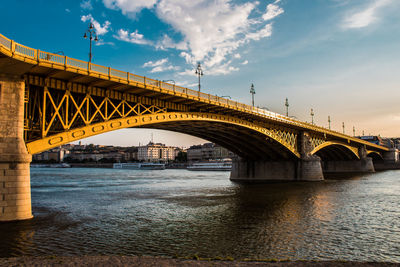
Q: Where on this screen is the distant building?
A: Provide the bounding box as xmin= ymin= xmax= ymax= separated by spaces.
xmin=137 ymin=142 xmax=177 ymax=162
xmin=187 ymin=143 xmax=233 ymax=162
xmin=32 ymin=147 xmax=68 ymax=162
xmin=358 ymin=136 xmax=393 ymax=148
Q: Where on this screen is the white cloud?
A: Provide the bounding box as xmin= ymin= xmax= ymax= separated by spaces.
xmin=156 ymin=34 xmax=187 ymax=50
xmin=343 ymin=0 xmax=392 ymax=29
xmin=242 ymin=60 xmax=249 ymax=65
xmin=114 ymin=29 xmax=151 ymax=45
xmin=245 ymin=23 xmax=272 ymax=41
xmin=65 ymin=8 xmax=71 ymax=13
xmin=143 ymin=58 xmax=180 ymax=73
xmin=80 ymin=0 xmax=93 ymax=10
xmin=95 ymin=40 xmax=115 ymax=46
xmin=263 ymin=2 xmax=284 ymax=21
xmin=143 ymin=58 xmax=168 ymax=68
xmin=104 ymin=0 xmax=284 ymax=76
xmin=102 ymin=0 xmax=157 ymax=16
xmin=81 ymin=14 xmax=111 ymax=35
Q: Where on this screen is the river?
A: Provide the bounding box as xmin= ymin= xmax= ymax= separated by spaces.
xmin=0 ymin=168 xmax=399 ymax=262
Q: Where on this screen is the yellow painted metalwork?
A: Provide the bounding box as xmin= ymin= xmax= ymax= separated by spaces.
xmin=26 ymin=112 xmax=301 ymax=157
xmin=0 ymin=32 xmax=390 ymax=154
xmin=366 ymin=151 xmax=383 ymax=159
xmin=311 ymin=141 xmax=360 ymax=159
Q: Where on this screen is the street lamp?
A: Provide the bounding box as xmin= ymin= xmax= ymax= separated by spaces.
xmin=342 ymin=122 xmax=345 ymax=134
xmin=83 ymin=22 xmax=98 ymax=62
xmin=310 ymin=108 xmax=314 ymax=125
xmin=285 ymin=98 xmax=289 ymax=116
xmin=195 ymin=62 xmax=203 ymax=92
xmin=353 ymin=126 xmax=356 ymax=137
xmin=328 ymin=116 xmax=331 ymax=130
xmin=250 ymin=83 xmax=255 ymax=107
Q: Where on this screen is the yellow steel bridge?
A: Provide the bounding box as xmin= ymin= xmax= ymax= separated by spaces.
xmin=0 ymin=33 xmax=388 ymax=161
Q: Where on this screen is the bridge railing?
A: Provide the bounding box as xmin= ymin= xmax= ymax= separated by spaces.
xmin=90 ymin=63 xmax=108 ymax=75
xmin=38 ymin=51 xmax=66 ymax=64
xmin=0 ymin=32 xmax=387 ymax=149
xmin=0 ymin=34 xmax=11 ymax=49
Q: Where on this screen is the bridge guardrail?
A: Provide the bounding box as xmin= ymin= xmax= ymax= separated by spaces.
xmin=39 ymin=51 xmax=66 ymax=64
xmin=0 ymin=33 xmax=389 ymax=151
xmin=66 ymin=57 xmax=88 ymax=70
xmin=110 ymin=68 xmax=127 ymax=79
xmin=90 ymin=63 xmax=108 ymax=75
xmin=0 ymin=34 xmax=11 ymax=49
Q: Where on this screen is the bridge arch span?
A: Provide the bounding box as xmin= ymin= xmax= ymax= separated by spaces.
xmin=26 ymin=112 xmax=300 ymax=161
xmin=311 ymin=141 xmax=360 ymax=161
xmin=367 ymin=151 xmax=384 ymax=161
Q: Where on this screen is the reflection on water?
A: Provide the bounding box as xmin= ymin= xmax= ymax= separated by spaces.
xmin=0 ymin=168 xmax=399 ymax=262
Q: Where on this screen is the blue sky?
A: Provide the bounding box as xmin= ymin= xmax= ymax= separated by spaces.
xmin=1 ymin=0 xmax=400 ymax=147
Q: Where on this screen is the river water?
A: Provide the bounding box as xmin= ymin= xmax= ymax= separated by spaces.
xmin=0 ymin=168 xmax=399 ymax=262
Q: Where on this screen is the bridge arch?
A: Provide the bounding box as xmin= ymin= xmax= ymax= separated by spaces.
xmin=311 ymin=141 xmax=360 ymax=161
xmin=26 ymin=112 xmax=300 ymax=161
xmin=367 ymin=151 xmax=384 ymax=161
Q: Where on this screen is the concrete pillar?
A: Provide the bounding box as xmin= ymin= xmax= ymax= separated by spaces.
xmin=383 ymin=149 xmax=399 ymax=164
xmin=230 ymin=132 xmax=324 ymax=182
xmin=322 ymin=158 xmax=375 ymax=173
xmin=0 ymin=74 xmax=32 ymax=222
xmin=322 ymin=146 xmax=374 ymax=173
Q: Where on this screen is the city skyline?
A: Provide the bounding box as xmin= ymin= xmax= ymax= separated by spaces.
xmin=1 ymin=0 xmax=399 ymax=147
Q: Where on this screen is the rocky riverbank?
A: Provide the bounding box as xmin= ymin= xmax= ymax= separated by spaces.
xmin=0 ymin=256 xmax=398 ymax=267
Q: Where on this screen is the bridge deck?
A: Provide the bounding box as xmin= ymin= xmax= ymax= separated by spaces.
xmin=0 ymin=33 xmax=388 ymax=152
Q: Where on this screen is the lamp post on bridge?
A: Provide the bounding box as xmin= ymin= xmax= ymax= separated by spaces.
xmin=83 ymin=23 xmax=98 ymax=63
xmin=328 ymin=116 xmax=331 ymax=130
xmin=342 ymin=122 xmax=345 ymax=134
xmin=310 ymin=108 xmax=314 ymax=125
xmin=250 ymin=83 xmax=255 ymax=107
xmin=353 ymin=126 xmax=356 ymax=137
xmin=285 ymin=98 xmax=289 ymax=116
xmin=195 ymin=62 xmax=203 ymax=92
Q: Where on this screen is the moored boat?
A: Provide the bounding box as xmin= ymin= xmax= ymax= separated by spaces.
xmin=113 ymin=162 xmax=165 ymax=170
xmin=187 ymin=161 xmax=232 ymax=171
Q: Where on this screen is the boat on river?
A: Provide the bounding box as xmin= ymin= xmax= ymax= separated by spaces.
xmin=187 ymin=161 xmax=232 ymax=171
xmin=113 ymin=162 xmax=165 ymax=170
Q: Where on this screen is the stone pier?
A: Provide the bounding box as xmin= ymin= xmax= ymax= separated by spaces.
xmin=230 ymin=132 xmax=324 ymax=182
xmin=0 ymin=74 xmax=32 ymax=222
xmin=322 ymin=146 xmax=375 ymax=173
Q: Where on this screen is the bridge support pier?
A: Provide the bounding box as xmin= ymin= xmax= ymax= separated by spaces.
xmin=230 ymin=132 xmax=324 ymax=182
xmin=322 ymin=158 xmax=375 ymax=173
xmin=0 ymin=74 xmax=32 ymax=222
xmin=230 ymin=157 xmax=324 ymax=182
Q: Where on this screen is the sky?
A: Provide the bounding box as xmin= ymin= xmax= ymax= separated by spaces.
xmin=1 ymin=0 xmax=400 ymax=147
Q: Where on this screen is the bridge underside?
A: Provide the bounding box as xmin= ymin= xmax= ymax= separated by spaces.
xmin=141 ymin=121 xmax=297 ymax=161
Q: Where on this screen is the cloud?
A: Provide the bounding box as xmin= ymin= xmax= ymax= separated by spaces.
xmin=105 ymin=0 xmax=284 ymax=76
xmin=242 ymin=60 xmax=249 ymax=65
xmin=114 ymin=29 xmax=151 ymax=45
xmin=143 ymin=58 xmax=180 ymax=73
xmin=80 ymin=0 xmax=93 ymax=10
xmin=95 ymin=40 xmax=115 ymax=46
xmin=65 ymin=8 xmax=71 ymax=13
xmin=81 ymin=14 xmax=111 ymax=35
xmin=343 ymin=0 xmax=392 ymax=29
xmin=156 ymin=34 xmax=187 ymax=50
xmin=263 ymin=2 xmax=284 ymax=21
xmin=102 ymin=0 xmax=157 ymax=16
